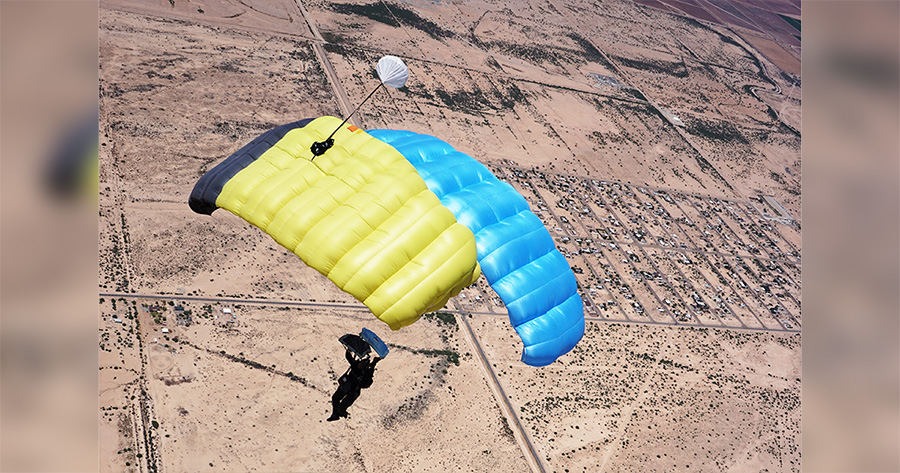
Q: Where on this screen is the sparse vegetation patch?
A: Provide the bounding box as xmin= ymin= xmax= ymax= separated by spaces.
xmin=326 ymin=2 xmax=454 ymax=40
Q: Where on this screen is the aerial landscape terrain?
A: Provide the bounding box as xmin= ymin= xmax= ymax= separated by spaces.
xmin=97 ymin=0 xmax=801 ymax=471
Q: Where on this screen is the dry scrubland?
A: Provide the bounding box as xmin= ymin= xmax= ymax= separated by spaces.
xmin=99 ymin=8 xmax=349 ymax=300
xmin=99 ymin=0 xmax=800 ymax=471
xmin=305 ymin=0 xmax=800 ymax=216
xmin=99 ymin=299 xmax=527 ymax=472
xmin=473 ymin=316 xmax=800 ymax=473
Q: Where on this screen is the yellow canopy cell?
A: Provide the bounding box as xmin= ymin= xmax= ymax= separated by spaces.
xmin=195 ymin=116 xmax=480 ymax=329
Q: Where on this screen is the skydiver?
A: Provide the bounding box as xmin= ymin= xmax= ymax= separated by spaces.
xmin=327 ymin=349 xmax=380 ymax=421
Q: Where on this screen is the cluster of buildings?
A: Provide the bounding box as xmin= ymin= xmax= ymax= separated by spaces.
xmin=452 ymin=165 xmax=801 ymax=332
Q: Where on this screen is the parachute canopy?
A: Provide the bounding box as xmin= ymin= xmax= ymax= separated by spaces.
xmin=376 ymin=56 xmax=409 ymax=89
xmin=190 ymin=117 xmax=480 ymax=330
xmin=360 ymin=328 xmax=390 ymax=358
xmin=339 ymin=333 xmax=372 ymax=359
xmin=338 ymin=329 xmax=388 ymax=361
xmin=191 ymin=117 xmax=584 ymax=366
xmin=369 ymin=130 xmax=585 ymax=367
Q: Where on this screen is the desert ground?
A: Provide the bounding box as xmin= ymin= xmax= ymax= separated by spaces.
xmin=98 ymin=0 xmax=801 ymax=471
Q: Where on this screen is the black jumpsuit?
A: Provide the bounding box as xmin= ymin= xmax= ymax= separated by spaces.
xmin=328 ymin=350 xmax=379 ymax=420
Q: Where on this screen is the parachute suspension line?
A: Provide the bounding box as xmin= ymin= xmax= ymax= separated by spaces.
xmin=310 ymin=83 xmax=385 ymax=159
xmin=311 ymin=56 xmax=407 ymax=158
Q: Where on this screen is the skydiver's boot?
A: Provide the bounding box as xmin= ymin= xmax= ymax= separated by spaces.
xmin=327 ymin=404 xmax=344 ymax=421
xmin=327 ymin=407 xmax=347 ymax=421
xmin=327 ymin=405 xmax=344 ymax=421
xmin=327 ymin=403 xmax=341 ymax=421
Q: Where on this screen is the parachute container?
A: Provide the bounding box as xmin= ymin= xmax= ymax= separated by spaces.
xmin=190 ymin=117 xmax=480 ymax=330
xmin=368 ymin=130 xmax=585 ymax=366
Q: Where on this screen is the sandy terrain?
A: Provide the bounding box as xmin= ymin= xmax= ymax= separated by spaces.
xmin=98 ymin=0 xmax=801 ymax=471
xmin=472 ymin=316 xmax=800 ymax=473
xmin=99 ymin=299 xmax=529 ymax=472
xmin=297 ymin=0 xmax=802 ymax=215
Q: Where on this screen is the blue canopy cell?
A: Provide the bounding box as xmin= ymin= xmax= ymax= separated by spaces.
xmin=368 ymin=129 xmax=585 ymax=367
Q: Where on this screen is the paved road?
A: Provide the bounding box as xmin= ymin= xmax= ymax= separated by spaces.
xmin=101 ymin=292 xmax=370 ymax=311
xmin=290 ymin=0 xmax=362 ymax=128
xmin=457 ymin=311 xmax=547 ymax=473
xmin=311 ymin=42 xmax=361 ymax=128
xmin=100 ymin=292 xmax=798 ymax=333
